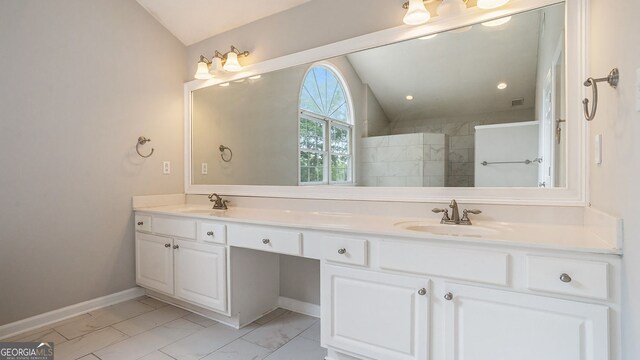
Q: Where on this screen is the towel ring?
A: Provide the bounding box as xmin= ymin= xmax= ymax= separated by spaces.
xmin=136 ymin=136 xmax=154 ymax=158
xmin=219 ymin=145 xmax=232 ymax=162
xmin=583 ymin=68 xmax=619 ymax=121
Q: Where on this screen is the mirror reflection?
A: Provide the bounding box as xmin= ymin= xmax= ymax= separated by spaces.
xmin=191 ymin=3 xmax=565 ymax=188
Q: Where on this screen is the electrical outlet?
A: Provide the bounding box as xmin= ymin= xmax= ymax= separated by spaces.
xmin=163 ymin=161 xmax=171 ymax=175
xmin=595 ymin=134 xmax=603 ymax=165
xmin=201 ymin=162 xmax=208 ymax=175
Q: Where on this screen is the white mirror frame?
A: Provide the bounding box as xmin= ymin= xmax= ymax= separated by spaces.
xmin=184 ymin=0 xmax=587 ymax=206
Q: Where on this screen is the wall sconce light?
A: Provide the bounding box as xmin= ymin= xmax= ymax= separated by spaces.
xmin=402 ymin=0 xmax=510 ymax=26
xmin=193 ymin=45 xmax=250 ymax=79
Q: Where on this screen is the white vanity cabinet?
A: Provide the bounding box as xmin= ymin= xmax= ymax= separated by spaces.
xmin=134 ymin=216 xmax=228 ymax=314
xmin=442 ymin=283 xmax=609 ymax=360
xmin=321 ymin=264 xmax=430 ymax=360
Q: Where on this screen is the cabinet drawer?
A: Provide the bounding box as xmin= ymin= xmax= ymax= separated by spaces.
xmin=322 ymin=237 xmax=368 ymax=266
xmin=526 ymin=256 xmax=608 ymax=300
xmin=379 ymin=241 xmax=509 ymax=286
xmin=198 ymin=221 xmax=227 ymax=244
xmin=153 ymin=216 xmax=196 ymax=239
xmin=229 ymin=225 xmax=302 ymax=256
xmin=135 ymin=214 xmax=152 ymax=233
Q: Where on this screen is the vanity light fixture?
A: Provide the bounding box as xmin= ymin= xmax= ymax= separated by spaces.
xmin=437 ymin=0 xmax=467 ymax=17
xmin=482 ymin=16 xmax=512 ymax=27
xmin=477 ymin=0 xmax=510 ymax=9
xmin=497 ymin=82 xmax=508 ymax=90
xmin=402 ymin=0 xmax=431 ymax=25
xmin=193 ymin=45 xmax=250 ymax=79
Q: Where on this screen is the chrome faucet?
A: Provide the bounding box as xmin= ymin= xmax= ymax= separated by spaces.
xmin=432 ymin=199 xmax=482 ymax=225
xmin=208 ymin=193 xmax=230 ymax=210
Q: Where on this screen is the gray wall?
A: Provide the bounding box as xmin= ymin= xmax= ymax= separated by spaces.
xmin=587 ymin=0 xmax=640 ymax=358
xmin=0 ymin=0 xmax=186 ymax=325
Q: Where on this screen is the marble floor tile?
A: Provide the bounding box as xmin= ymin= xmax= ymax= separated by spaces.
xmin=254 ymin=308 xmax=290 ymax=325
xmin=182 ymin=312 xmax=218 ymax=327
xmin=139 ymin=297 xmax=169 ymax=309
xmin=242 ymin=312 xmax=317 ymax=350
xmin=112 ymin=304 xmax=189 ymax=336
xmin=265 ymin=336 xmax=327 ymax=360
xmin=300 ymin=321 xmax=321 ymax=342
xmin=8 ymin=328 xmax=67 ymax=344
xmin=54 ymin=327 xmax=128 ymax=360
xmin=6 ymin=314 xmax=92 ymax=341
xmin=201 ymin=338 xmax=272 ymax=360
xmin=161 ymin=322 xmax=260 ymax=360
xmin=139 ymin=350 xmax=177 ymax=360
xmin=55 ymin=300 xmax=154 ymax=339
xmin=77 ymin=354 xmax=100 ymax=360
xmin=94 ymin=318 xmax=203 ymax=360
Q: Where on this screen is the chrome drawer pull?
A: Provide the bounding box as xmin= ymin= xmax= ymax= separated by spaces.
xmin=164 ymin=243 xmax=171 ymax=248
xmin=262 ymin=239 xmax=270 ymax=244
xmin=337 ymin=248 xmax=346 ymax=255
xmin=560 ymin=273 xmax=572 ymax=283
xmin=173 ymin=245 xmax=179 ymax=249
xmin=418 ymin=288 xmax=427 ymax=296
xmin=206 ymin=231 xmax=214 ymax=236
xmin=137 ymin=221 xmax=144 ymax=226
xmin=444 ymin=292 xmax=453 ymax=301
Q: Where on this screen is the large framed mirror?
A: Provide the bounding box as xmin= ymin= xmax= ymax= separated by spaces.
xmin=185 ymin=0 xmax=587 ymax=205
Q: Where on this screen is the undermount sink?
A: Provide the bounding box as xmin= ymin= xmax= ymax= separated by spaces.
xmin=395 ymin=222 xmax=500 ymax=238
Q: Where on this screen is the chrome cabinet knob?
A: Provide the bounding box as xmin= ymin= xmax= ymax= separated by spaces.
xmin=137 ymin=221 xmax=143 ymax=226
xmin=444 ymin=292 xmax=453 ymax=301
xmin=337 ymin=248 xmax=346 ymax=255
xmin=164 ymin=243 xmax=171 ymax=248
xmin=173 ymin=245 xmax=179 ymax=249
xmin=262 ymin=239 xmax=270 ymax=244
xmin=560 ymin=273 xmax=572 ymax=283
xmin=206 ymin=231 xmax=214 ymax=236
xmin=418 ymin=288 xmax=427 ymax=296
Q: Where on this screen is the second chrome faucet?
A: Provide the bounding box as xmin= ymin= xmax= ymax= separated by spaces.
xmin=432 ymin=199 xmax=482 ymax=225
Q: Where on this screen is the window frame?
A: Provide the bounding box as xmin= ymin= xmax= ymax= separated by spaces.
xmin=298 ymin=64 xmax=355 ymax=186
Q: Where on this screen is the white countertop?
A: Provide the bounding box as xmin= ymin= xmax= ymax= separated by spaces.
xmin=134 ymin=204 xmax=621 ymax=255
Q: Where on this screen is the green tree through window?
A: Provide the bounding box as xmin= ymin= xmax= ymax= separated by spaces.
xmin=299 ymin=65 xmax=353 ymax=184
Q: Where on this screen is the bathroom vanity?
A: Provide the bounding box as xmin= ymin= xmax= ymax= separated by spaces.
xmin=133 ymin=198 xmax=621 ymax=360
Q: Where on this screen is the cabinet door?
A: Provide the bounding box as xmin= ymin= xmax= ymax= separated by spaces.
xmin=174 ymin=240 xmax=227 ymax=313
xmin=135 ymin=233 xmax=173 ymax=294
xmin=443 ymin=283 xmax=609 ymax=360
xmin=321 ymin=264 xmax=430 ymax=360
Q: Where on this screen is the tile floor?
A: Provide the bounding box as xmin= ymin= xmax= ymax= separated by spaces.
xmin=6 ymin=296 xmax=326 ymax=360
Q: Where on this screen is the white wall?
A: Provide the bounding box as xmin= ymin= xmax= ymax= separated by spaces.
xmin=587 ymin=0 xmax=640 ymax=358
xmin=0 ymin=0 xmax=186 ymax=325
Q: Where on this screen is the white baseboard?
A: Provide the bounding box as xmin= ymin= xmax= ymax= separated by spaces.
xmin=278 ymin=296 xmax=320 ymax=318
xmin=0 ymin=287 xmax=145 ymax=340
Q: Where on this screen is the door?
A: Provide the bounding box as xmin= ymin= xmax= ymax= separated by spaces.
xmin=135 ymin=233 xmax=174 ymax=294
xmin=321 ymin=264 xmax=430 ymax=360
xmin=174 ymin=239 xmax=227 ymax=313
xmin=443 ymin=283 xmax=609 ymax=360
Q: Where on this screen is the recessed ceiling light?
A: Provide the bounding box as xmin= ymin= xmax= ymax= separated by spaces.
xmin=497 ymin=82 xmax=508 ymax=90
xmin=482 ymin=16 xmax=512 ymax=27
xmin=419 ymin=34 xmax=438 ymax=40
xmin=406 ymin=95 xmax=414 ymax=100
xmin=249 ymin=75 xmax=262 ymax=80
xmin=219 ymin=82 xmax=230 ymax=87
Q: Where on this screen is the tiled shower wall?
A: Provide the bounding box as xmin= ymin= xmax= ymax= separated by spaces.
xmin=388 ymin=109 xmax=535 ymax=187
xmin=359 ymin=133 xmax=447 ymax=187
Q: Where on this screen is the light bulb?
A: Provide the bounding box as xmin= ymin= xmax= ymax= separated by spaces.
xmin=223 ymin=52 xmax=242 ymax=72
xmin=437 ymin=0 xmax=467 ymax=17
xmin=482 ymin=16 xmax=512 ymax=27
xmin=209 ymin=57 xmax=223 ymax=75
xmin=403 ymin=0 xmax=431 ymax=26
xmin=194 ymin=60 xmax=212 ymax=80
xmin=477 ymin=0 xmax=510 ymax=9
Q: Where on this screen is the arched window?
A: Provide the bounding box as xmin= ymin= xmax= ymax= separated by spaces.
xmin=299 ymin=65 xmax=353 ymax=184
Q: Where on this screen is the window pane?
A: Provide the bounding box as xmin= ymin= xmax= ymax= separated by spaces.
xmin=330 ymin=125 xmax=350 ymax=155
xmin=300 ymin=66 xmax=350 ymax=123
xmin=331 ymin=155 xmax=350 ymax=182
xmin=300 ymin=151 xmax=325 ymax=183
xmin=300 ymin=118 xmax=325 ymax=151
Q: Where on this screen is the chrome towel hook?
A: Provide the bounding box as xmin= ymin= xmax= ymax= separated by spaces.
xmin=583 ymin=68 xmax=619 ymax=121
xmin=219 ymin=145 xmax=233 ymax=162
xmin=136 ymin=136 xmax=154 ymax=158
